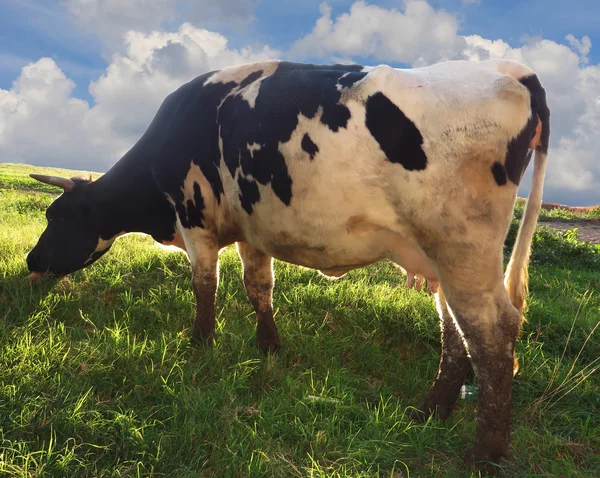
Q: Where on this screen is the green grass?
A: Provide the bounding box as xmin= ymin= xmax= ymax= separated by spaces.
xmin=1 ymin=163 xmax=599 ymax=477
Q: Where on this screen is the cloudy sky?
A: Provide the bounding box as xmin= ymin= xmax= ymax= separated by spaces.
xmin=1 ymin=0 xmax=599 ymax=206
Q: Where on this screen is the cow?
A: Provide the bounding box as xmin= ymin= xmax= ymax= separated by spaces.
xmin=26 ymin=59 xmax=550 ymax=466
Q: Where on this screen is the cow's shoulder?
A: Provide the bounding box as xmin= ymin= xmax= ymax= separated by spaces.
xmin=213 ymin=61 xmax=372 ymax=213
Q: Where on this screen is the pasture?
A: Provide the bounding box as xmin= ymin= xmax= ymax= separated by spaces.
xmin=1 ymin=163 xmax=599 ymax=477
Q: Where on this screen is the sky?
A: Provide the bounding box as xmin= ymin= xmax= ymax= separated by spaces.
xmin=0 ymin=0 xmax=599 ymax=206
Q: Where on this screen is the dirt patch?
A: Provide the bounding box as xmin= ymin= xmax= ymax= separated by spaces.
xmin=539 ymin=220 xmax=600 ymax=244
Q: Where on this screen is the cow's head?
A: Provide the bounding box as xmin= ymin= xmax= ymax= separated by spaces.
xmin=27 ymin=174 xmax=112 ymax=277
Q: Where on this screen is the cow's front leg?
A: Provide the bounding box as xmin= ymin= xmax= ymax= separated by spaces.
xmin=179 ymin=228 xmax=219 ymax=345
xmin=236 ymin=242 xmax=280 ymax=353
xmin=419 ymin=286 xmax=472 ymax=420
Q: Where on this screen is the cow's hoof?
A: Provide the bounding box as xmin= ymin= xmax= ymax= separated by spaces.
xmin=256 ymin=326 xmax=280 ymax=354
xmin=465 ymin=457 xmax=504 ymax=476
xmin=409 ymin=399 xmax=456 ymax=423
xmin=190 ymin=331 xmax=215 ymax=347
xmin=423 ymin=395 xmax=458 ymax=420
xmin=466 ymin=443 xmax=510 ymax=474
xmin=257 ymin=337 xmax=281 ymax=355
xmin=408 ymin=406 xmax=431 ymax=424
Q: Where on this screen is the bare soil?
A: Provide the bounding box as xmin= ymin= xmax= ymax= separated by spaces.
xmin=540 ymin=220 xmax=600 ymax=244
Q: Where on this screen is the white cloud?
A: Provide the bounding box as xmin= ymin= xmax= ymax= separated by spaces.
xmin=63 ymin=0 xmax=175 ymax=53
xmin=292 ymin=1 xmax=466 ymax=66
xmin=63 ymin=0 xmax=257 ymax=54
xmin=0 ymin=23 xmax=278 ymax=170
xmin=0 ymin=58 xmax=117 ymax=170
xmin=566 ymin=34 xmax=592 ymax=64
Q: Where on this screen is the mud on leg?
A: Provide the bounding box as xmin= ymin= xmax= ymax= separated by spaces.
xmin=442 ymin=281 xmax=521 ymax=465
xmin=179 ymin=226 xmax=219 ymax=345
xmin=419 ymin=286 xmax=472 ymax=421
xmin=237 ymin=241 xmax=280 ymax=353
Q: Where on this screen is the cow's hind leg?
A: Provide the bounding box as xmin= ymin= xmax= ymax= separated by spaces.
xmin=179 ymin=227 xmax=219 ymax=345
xmin=237 ymin=242 xmax=280 ymax=353
xmin=417 ymin=286 xmax=472 ymax=421
xmin=439 ymin=265 xmax=520 ymax=465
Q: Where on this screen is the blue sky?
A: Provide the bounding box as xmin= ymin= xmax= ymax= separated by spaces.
xmin=2 ymin=0 xmax=598 ymax=100
xmin=0 ymin=2 xmax=101 ymax=99
xmin=0 ymin=0 xmax=599 ymax=205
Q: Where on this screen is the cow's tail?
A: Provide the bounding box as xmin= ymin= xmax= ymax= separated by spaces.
xmin=504 ymin=150 xmax=547 ymax=318
xmin=504 ymin=74 xmax=550 ymax=322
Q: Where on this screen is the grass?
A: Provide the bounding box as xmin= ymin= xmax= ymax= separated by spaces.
xmin=0 ymin=163 xmax=102 ymax=195
xmin=514 ymin=197 xmax=600 ymax=222
xmin=1 ymin=163 xmax=599 ymax=477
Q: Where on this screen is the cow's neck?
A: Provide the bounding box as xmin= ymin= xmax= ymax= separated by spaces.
xmin=91 ymin=144 xmax=177 ymax=244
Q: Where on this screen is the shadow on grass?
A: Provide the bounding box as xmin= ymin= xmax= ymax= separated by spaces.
xmin=2 ymin=245 xmax=599 ymax=476
xmin=4 ymin=246 xmax=438 ymax=349
xmin=1 ymin=272 xmax=62 ymax=324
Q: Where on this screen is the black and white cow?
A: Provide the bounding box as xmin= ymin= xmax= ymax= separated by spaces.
xmin=27 ymin=59 xmax=550 ymax=465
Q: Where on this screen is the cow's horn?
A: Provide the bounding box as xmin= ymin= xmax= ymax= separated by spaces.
xmin=30 ymin=174 xmax=76 ymax=192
